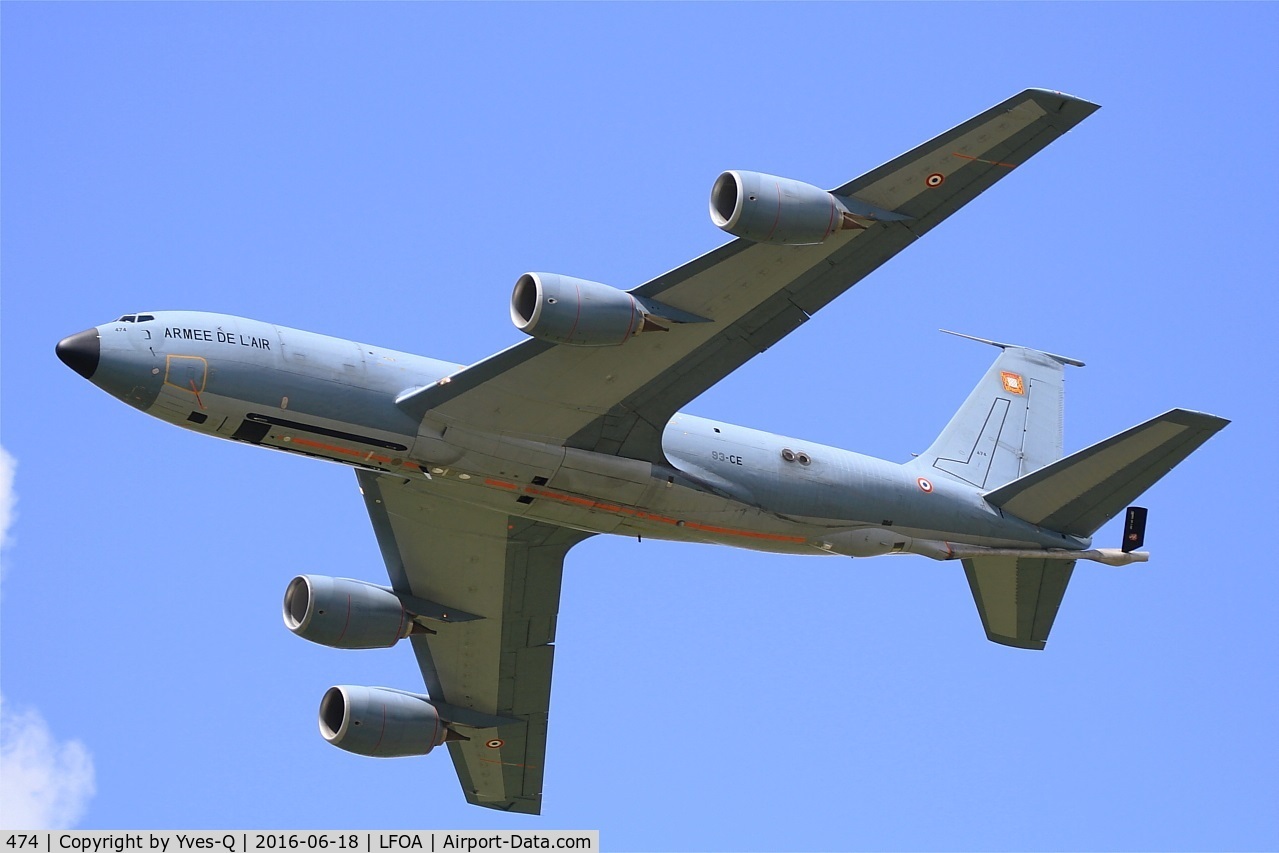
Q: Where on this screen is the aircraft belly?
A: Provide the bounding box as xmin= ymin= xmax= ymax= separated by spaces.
xmin=354 ymin=462 xmax=818 ymax=553
xmin=515 ymin=480 xmax=813 ymax=551
xmin=178 ymin=389 xmax=1059 ymax=553
xmin=144 ymin=361 xmax=809 ymax=548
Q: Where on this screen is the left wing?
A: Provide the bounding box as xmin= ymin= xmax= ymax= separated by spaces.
xmin=357 ymin=470 xmax=592 ymax=814
xmin=399 ymin=89 xmax=1099 ymax=464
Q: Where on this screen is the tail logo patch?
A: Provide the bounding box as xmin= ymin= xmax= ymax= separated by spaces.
xmin=1001 ymin=371 xmax=1026 ymax=395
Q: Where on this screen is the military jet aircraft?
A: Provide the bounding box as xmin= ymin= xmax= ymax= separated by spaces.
xmin=56 ymin=89 xmax=1226 ymax=815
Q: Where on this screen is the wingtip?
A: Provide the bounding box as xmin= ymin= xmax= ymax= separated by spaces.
xmin=469 ymin=794 xmax=543 ymax=815
xmin=1163 ymin=408 xmax=1231 ymax=431
xmin=987 ymin=630 xmax=1048 ymax=651
xmin=1024 ymin=87 xmax=1102 ymax=110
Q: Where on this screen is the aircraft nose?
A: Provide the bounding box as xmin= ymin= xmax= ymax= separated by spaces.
xmin=56 ymin=328 xmax=101 ymax=379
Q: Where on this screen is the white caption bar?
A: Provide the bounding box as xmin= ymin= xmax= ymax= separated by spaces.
xmin=2 ymin=833 xmax=599 ymax=853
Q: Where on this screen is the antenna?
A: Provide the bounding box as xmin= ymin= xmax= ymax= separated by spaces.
xmin=939 ymin=329 xmax=1086 ymax=367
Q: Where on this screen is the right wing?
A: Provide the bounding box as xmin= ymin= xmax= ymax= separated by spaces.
xmin=398 ymin=89 xmax=1100 ymax=465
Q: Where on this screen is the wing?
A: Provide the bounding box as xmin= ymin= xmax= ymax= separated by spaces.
xmin=357 ymin=470 xmax=592 ymax=814
xmin=398 ymin=89 xmax=1099 ymax=463
xmin=963 ymin=555 xmax=1075 ymax=650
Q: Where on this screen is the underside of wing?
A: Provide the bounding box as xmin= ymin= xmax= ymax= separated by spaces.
xmin=357 ymin=471 xmax=592 ymax=814
xmin=397 ymin=89 xmax=1099 ymax=465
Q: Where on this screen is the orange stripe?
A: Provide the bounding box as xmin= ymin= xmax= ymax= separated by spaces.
xmin=477 ymin=757 xmax=538 ymax=769
xmin=952 ymin=152 xmax=1017 ymax=168
xmin=290 ymin=437 xmax=393 ymax=466
xmin=283 ymin=438 xmax=806 ymax=545
xmin=684 ymin=521 xmax=806 ymax=543
xmin=520 ymin=485 xmax=806 ymax=544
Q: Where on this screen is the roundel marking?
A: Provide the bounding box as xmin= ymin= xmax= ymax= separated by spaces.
xmin=925 ymin=173 xmax=945 ymax=188
xmin=486 ymin=739 xmax=504 ymax=749
xmin=917 ymin=477 xmax=934 ymax=493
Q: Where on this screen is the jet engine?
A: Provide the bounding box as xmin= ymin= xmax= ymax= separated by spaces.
xmin=710 ymin=170 xmax=854 ymax=245
xmin=511 ymin=272 xmax=665 ymax=346
xmin=283 ymin=575 xmax=411 ymax=650
xmin=318 ymin=685 xmax=447 ymax=757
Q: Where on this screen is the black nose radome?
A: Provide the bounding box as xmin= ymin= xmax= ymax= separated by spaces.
xmin=56 ymin=329 xmax=101 ymax=379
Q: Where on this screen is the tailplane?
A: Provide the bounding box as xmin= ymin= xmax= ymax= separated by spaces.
xmin=909 ymin=331 xmax=1084 ymax=489
xmin=964 ymin=408 xmax=1227 ymax=650
xmin=915 ymin=334 xmax=1229 ymax=651
xmin=983 ymin=408 xmax=1229 ymax=537
xmin=962 ymin=556 xmax=1074 ymax=650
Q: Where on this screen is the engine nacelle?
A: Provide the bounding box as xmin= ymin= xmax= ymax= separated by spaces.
xmin=283 ymin=575 xmax=410 ymax=650
xmin=318 ymin=685 xmax=447 ymax=757
xmin=511 ymin=272 xmax=650 ymax=346
xmin=710 ymin=170 xmax=851 ymax=245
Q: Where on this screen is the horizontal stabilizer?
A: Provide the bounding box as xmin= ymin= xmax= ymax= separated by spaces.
xmin=984 ymin=409 xmax=1228 ymax=536
xmin=963 ymin=555 xmax=1075 ymax=650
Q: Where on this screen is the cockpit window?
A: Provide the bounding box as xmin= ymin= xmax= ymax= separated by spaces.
xmin=137 ymin=314 xmax=155 ymax=322
xmin=118 ymin=315 xmax=137 ymax=322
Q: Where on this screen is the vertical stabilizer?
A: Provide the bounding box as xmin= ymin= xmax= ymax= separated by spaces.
xmin=909 ymin=332 xmax=1084 ymax=490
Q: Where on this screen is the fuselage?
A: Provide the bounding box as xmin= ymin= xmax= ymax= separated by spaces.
xmin=57 ymin=310 xmax=1088 ymax=559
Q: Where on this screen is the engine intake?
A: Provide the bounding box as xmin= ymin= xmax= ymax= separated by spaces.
xmin=710 ymin=170 xmax=853 ymax=245
xmin=283 ymin=575 xmax=410 ymax=650
xmin=318 ymin=685 xmax=447 ymax=757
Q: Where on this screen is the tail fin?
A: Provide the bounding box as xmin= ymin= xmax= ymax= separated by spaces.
xmin=983 ymin=408 xmax=1229 ymax=537
xmin=910 ymin=331 xmax=1084 ymax=489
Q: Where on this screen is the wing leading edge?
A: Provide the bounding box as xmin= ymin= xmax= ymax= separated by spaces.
xmin=397 ymin=89 xmax=1099 ymax=465
xmin=357 ymin=471 xmax=592 ymax=814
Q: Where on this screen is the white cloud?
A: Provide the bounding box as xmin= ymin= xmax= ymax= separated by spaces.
xmin=0 ymin=699 xmax=96 ymax=829
xmin=0 ymin=446 xmax=14 ymax=562
xmin=0 ymin=447 xmax=97 ymax=829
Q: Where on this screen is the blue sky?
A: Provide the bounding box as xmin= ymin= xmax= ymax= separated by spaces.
xmin=2 ymin=2 xmax=1276 ymax=849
